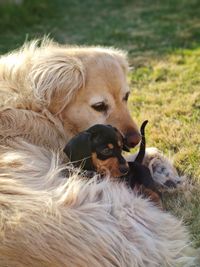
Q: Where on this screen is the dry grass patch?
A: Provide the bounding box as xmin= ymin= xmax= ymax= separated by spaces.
xmin=129 ymin=47 xmax=200 ymax=247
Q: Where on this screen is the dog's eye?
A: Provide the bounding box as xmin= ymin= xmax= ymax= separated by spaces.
xmin=101 ymin=148 xmax=112 ymax=156
xmin=91 ymin=102 xmax=108 ymax=112
xmin=123 ymin=92 xmax=130 ymax=102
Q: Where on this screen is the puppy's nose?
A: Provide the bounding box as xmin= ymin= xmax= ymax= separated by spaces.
xmin=119 ymin=165 xmax=129 ymax=175
xmin=125 ymin=132 xmax=141 ymax=148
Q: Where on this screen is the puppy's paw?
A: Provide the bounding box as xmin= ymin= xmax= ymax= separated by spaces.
xmin=144 ymin=147 xmax=183 ymax=188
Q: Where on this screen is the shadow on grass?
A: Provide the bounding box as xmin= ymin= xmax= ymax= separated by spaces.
xmin=0 ymin=0 xmax=200 ymax=56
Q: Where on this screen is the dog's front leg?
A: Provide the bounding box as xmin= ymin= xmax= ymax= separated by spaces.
xmin=125 ymin=147 xmax=183 ymax=188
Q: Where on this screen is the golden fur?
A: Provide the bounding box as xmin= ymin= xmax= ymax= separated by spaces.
xmin=0 ymin=39 xmax=196 ymax=266
xmin=0 ymin=39 xmax=139 ymax=150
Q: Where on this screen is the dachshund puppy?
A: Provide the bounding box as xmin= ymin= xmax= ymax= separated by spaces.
xmin=64 ymin=122 xmax=162 ymax=206
xmin=64 ymin=124 xmax=130 ymax=178
xmin=125 ymin=121 xmax=162 ymax=206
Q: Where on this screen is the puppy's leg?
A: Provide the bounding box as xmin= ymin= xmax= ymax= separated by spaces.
xmin=141 ymin=187 xmax=163 ymax=209
xmin=125 ymin=147 xmax=183 ymax=188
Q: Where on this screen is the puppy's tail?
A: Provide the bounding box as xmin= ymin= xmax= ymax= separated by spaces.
xmin=134 ymin=120 xmax=148 ymax=164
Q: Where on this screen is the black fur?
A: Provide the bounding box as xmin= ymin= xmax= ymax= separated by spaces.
xmin=125 ymin=121 xmax=162 ymax=199
xmin=64 ymin=124 xmax=128 ymax=173
xmin=64 ymin=122 xmax=161 ymax=200
xmin=64 ymin=131 xmax=95 ymax=171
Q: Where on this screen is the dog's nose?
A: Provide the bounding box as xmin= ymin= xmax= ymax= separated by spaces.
xmin=125 ymin=132 xmax=141 ymax=148
xmin=119 ymin=165 xmax=129 ymax=175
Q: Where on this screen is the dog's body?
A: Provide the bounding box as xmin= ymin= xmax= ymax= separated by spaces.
xmin=0 ymin=40 xmax=193 ymax=266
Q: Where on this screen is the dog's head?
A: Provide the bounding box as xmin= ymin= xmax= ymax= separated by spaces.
xmin=64 ymin=124 xmax=129 ymax=177
xmin=42 ymin=47 xmax=141 ymax=148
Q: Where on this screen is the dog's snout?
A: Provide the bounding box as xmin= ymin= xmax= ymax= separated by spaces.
xmin=119 ymin=165 xmax=129 ymax=175
xmin=125 ymin=132 xmax=141 ymax=148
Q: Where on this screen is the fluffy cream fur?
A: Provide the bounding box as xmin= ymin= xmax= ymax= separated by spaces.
xmin=0 ymin=39 xmax=196 ymax=266
xmin=0 ymin=144 xmax=195 ymax=267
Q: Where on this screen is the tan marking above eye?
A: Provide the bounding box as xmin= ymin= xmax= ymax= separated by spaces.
xmin=108 ymin=143 xmax=114 ymax=149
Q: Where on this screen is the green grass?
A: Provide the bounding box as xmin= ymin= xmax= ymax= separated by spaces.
xmin=128 ymin=45 xmax=200 ymax=247
xmin=0 ymin=0 xmax=200 ymax=248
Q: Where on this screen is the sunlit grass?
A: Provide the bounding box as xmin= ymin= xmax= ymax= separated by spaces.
xmin=129 ymin=48 xmax=200 ymax=247
xmin=129 ymin=48 xmax=200 ymax=180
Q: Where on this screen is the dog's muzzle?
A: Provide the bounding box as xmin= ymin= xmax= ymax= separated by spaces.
xmin=125 ymin=132 xmax=141 ymax=148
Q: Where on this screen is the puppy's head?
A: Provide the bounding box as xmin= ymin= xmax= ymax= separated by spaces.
xmin=64 ymin=124 xmax=129 ymax=177
xmin=57 ymin=48 xmax=141 ymax=148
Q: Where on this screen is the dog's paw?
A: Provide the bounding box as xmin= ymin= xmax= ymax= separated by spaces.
xmin=144 ymin=147 xmax=183 ymax=188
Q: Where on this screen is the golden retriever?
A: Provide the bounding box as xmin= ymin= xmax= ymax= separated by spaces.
xmin=0 ymin=39 xmax=141 ymax=150
xmin=0 ymin=39 xmax=195 ymax=266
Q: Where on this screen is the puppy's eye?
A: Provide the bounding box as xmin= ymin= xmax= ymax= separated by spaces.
xmin=123 ymin=92 xmax=130 ymax=102
xmin=91 ymin=102 xmax=108 ymax=112
xmin=101 ymin=148 xmax=112 ymax=156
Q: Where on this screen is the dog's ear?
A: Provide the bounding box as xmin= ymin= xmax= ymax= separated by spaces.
xmin=86 ymin=125 xmax=102 ymax=144
xmin=63 ymin=132 xmax=93 ymax=169
xmin=31 ymin=53 xmax=85 ymax=114
xmin=122 ymin=142 xmax=130 ymax=152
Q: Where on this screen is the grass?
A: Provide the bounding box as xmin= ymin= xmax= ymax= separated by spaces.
xmin=129 ymin=49 xmax=200 ymax=247
xmin=0 ymin=0 xmax=200 ymax=248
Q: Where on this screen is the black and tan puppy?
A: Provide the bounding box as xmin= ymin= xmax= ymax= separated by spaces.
xmin=64 ymin=122 xmax=162 ymax=206
xmin=64 ymin=124 xmax=130 ymax=178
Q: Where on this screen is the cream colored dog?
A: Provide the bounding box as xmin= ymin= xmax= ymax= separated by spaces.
xmin=0 ymin=39 xmax=194 ymax=266
xmin=0 ymin=39 xmax=140 ymax=149
xmin=0 ymin=39 xmax=180 ymax=186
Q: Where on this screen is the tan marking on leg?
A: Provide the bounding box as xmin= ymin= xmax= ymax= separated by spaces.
xmin=142 ymin=188 xmax=163 ymax=209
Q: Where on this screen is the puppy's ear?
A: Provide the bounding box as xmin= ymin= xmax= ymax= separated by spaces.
xmin=112 ymin=126 xmax=130 ymax=152
xmin=122 ymin=142 xmax=130 ymax=152
xmin=63 ymin=132 xmax=93 ymax=169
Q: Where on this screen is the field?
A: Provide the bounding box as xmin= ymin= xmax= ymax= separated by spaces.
xmin=0 ymin=0 xmax=199 ymax=248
